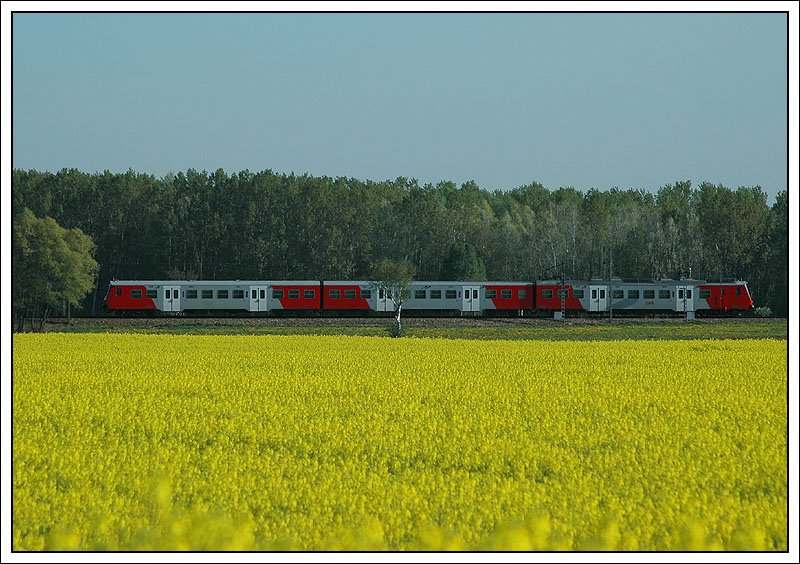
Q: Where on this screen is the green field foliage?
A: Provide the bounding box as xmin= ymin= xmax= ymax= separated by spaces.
xmin=13 ymin=334 xmax=787 ymax=551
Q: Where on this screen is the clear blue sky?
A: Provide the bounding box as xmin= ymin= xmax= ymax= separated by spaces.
xmin=12 ymin=12 xmax=788 ymax=201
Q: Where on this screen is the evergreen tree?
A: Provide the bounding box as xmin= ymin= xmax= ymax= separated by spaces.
xmin=440 ymin=242 xmax=487 ymax=281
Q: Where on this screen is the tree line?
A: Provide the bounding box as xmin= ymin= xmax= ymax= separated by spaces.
xmin=12 ymin=168 xmax=788 ymax=318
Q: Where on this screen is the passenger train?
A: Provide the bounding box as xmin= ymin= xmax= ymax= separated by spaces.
xmin=104 ymin=278 xmax=753 ymax=319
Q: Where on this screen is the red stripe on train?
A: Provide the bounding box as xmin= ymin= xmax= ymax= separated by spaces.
xmin=323 ymin=285 xmax=370 ymax=310
xmin=484 ymin=285 xmax=534 ymax=310
xmin=272 ymin=284 xmax=321 ymax=310
xmin=535 ymin=285 xmax=584 ymax=311
xmin=105 ymin=285 xmax=158 ymax=310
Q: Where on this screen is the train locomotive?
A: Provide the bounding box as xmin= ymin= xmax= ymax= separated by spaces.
xmin=104 ymin=277 xmax=753 ymax=318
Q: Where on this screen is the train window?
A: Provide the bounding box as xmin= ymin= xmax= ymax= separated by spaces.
xmin=678 ymin=289 xmax=684 ymax=300
xmin=644 ymin=290 xmax=655 ymax=299
xmin=116 ymin=288 xmax=122 ymax=296
xmin=172 ymin=290 xmax=178 ymax=299
xmin=473 ymin=290 xmax=478 ymax=299
xmin=272 ymin=290 xmax=284 ymax=299
xmin=415 ymin=290 xmax=426 ymax=299
xmin=217 ymin=290 xmax=229 ymax=299
xmin=166 ymin=289 xmax=172 ymax=299
xmin=379 ymin=288 xmax=385 ymax=299
xmin=542 ymin=289 xmax=553 ymax=299
xmin=202 ymin=290 xmax=213 ymax=299
xmin=613 ymin=290 xmax=623 ymax=299
xmin=260 ymin=290 xmax=265 ymax=299
xmin=130 ymin=290 xmax=142 ymax=299
xmin=252 ymin=290 xmax=257 ymax=299
xmin=628 ymin=290 xmax=640 ymax=299
xmin=592 ymin=289 xmax=597 ymax=299
xmin=721 ymin=289 xmax=726 ymax=296
xmin=486 ymin=290 xmax=497 ymax=298
xmin=687 ymin=290 xmax=692 ymax=299
xmin=288 ymin=290 xmax=300 ymax=299
xmin=329 ymin=289 xmax=340 ymax=299
xmin=344 ymin=290 xmax=356 ymax=299
xmin=147 ymin=289 xmax=158 ymax=299
xmin=501 ymin=289 xmax=512 ymax=299
xmin=430 ymin=290 xmax=442 ymax=299
xmin=187 ymin=290 xmax=198 ymax=299
xmin=736 ymin=288 xmax=742 ymax=296
xmin=700 ymin=290 xmax=711 ymax=299
xmin=362 ymin=289 xmax=372 ymax=299
xmin=304 ymin=290 xmax=316 ymax=299
xmin=659 ymin=290 xmax=671 ymax=299
xmin=574 ymin=289 xmax=584 ymax=298
xmin=600 ymin=290 xmax=606 ymax=299
xmin=446 ymin=290 xmax=457 ymax=299
xmin=233 ymin=290 xmax=245 ymax=299
xmin=556 ymin=289 xmax=567 ymax=299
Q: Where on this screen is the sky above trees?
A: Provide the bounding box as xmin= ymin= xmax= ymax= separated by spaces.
xmin=10 ymin=11 xmax=789 ymax=203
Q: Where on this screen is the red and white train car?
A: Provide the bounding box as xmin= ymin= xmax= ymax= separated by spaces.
xmin=104 ymin=278 xmax=752 ymax=317
xmin=533 ymin=278 xmax=752 ymax=318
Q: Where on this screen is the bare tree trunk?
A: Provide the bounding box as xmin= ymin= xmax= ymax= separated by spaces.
xmin=38 ymin=306 xmax=51 ymax=333
xmin=15 ymin=306 xmax=26 ymax=333
xmin=394 ymin=303 xmax=402 ymax=337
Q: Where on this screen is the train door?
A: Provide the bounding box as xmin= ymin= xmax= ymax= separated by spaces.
xmin=163 ymin=285 xmax=180 ymax=312
xmin=718 ymin=286 xmax=729 ymax=312
xmin=676 ymin=285 xmax=695 ymax=313
xmin=462 ymin=285 xmax=481 ymax=313
xmin=589 ymin=285 xmax=607 ymax=312
xmin=376 ymin=285 xmax=394 ymax=312
xmin=250 ymin=286 xmax=269 ymax=312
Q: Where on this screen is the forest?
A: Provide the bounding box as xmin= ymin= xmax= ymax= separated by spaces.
xmin=12 ymin=168 xmax=788 ymax=316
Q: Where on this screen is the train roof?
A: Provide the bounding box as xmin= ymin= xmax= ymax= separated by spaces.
xmin=110 ymin=278 xmax=746 ymax=286
xmin=109 ymin=280 xmax=320 ymax=286
xmin=411 ymin=280 xmax=532 ymax=285
xmin=536 ymin=278 xmax=747 ymax=285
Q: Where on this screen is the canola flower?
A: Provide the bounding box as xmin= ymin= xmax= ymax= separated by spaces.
xmin=12 ymin=334 xmax=787 ymax=551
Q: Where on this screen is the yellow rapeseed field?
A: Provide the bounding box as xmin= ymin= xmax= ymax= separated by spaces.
xmin=12 ymin=334 xmax=786 ymax=551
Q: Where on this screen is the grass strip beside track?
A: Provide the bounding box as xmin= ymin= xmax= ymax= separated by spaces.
xmin=41 ymin=318 xmax=787 ymax=341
